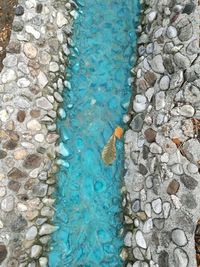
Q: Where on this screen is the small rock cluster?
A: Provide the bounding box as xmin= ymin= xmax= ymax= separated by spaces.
xmin=122 ymin=0 xmax=200 ymax=266
xmin=0 ymin=0 xmax=76 ymax=266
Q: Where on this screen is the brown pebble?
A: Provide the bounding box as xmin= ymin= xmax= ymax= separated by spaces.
xmin=8 ymin=180 xmax=20 ymax=192
xmin=167 ymin=179 xmax=180 ymax=195
xmin=30 ymin=109 xmax=41 ymax=118
xmin=144 ymin=128 xmax=157 ymax=143
xmin=144 ymin=71 xmax=157 ymax=86
xmin=23 ymin=154 xmax=42 ymax=169
xmin=0 ymin=150 xmax=7 ymax=159
xmin=3 ymin=140 xmax=18 ymax=150
xmin=0 ymin=244 xmax=7 ymax=264
xmin=17 ymin=110 xmax=26 ymax=122
xmin=8 ymin=167 xmax=27 ymax=180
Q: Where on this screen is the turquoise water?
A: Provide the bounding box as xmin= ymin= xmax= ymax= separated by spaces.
xmin=49 ymin=1 xmax=139 ymax=266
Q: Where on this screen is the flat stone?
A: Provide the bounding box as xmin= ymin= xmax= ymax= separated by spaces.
xmin=31 ymin=245 xmax=42 ymax=258
xmin=17 ymin=110 xmax=26 ymax=122
xmin=135 ymin=230 xmax=147 ymax=249
xmin=32 ymin=183 xmax=48 ymax=197
xmin=139 ymin=164 xmax=148 ymax=175
xmin=34 ymin=134 xmax=44 ymax=143
xmin=23 ymin=154 xmax=42 ymax=169
xmin=25 ymin=25 xmax=40 ymax=39
xmin=17 ymin=78 xmax=31 ymax=88
xmin=154 ymin=218 xmax=165 ymax=230
xmin=15 ymin=5 xmax=24 ymax=16
xmin=174 ymin=248 xmax=188 ymax=267
xmin=8 ymin=180 xmax=20 ymax=192
xmin=181 ymin=194 xmax=197 ymax=209
xmin=150 ymin=55 xmax=165 ymax=73
xmin=36 ymin=97 xmax=53 ymax=110
xmin=0 ymin=244 xmax=7 ymax=264
xmin=147 ymin=11 xmax=157 ymax=22
xmin=49 ymin=62 xmax=59 ymax=72
xmin=167 ymin=179 xmax=180 ymax=195
xmin=177 ymin=18 xmax=193 ymax=42
xmin=182 ymin=139 xmax=200 ymax=164
xmin=144 ymin=128 xmax=156 ymax=143
xmin=174 ymin=53 xmax=190 ymax=70
xmin=0 ymin=150 xmax=7 ymax=159
xmin=171 ymin=164 xmax=183 ymax=175
xmin=37 ymin=72 xmax=48 ymax=89
xmin=172 ymin=229 xmax=187 ymax=246
xmin=54 ymin=92 xmax=63 ymax=102
xmin=8 ymin=167 xmax=27 ymax=180
xmin=57 ymin=12 xmax=68 ymax=27
xmin=152 ymin=198 xmax=162 ymax=214
xmin=180 ymin=175 xmax=198 ymax=190
xmin=163 ymin=202 xmax=171 ymax=219
xmin=39 ymin=224 xmax=58 ymax=235
xmin=179 ymin=105 xmax=195 ymax=117
xmin=182 ymin=3 xmax=195 ymax=15
xmin=24 ymin=43 xmax=37 ymax=59
xmin=11 ymin=215 xmax=27 ymax=232
xmin=124 ymin=232 xmax=132 ymax=247
xmin=160 ymin=75 xmax=170 ymax=90
xmin=144 ymin=71 xmax=157 ymax=86
xmin=1 ymin=196 xmax=14 ymax=212
xmin=27 ymin=119 xmax=41 ymax=131
xmin=132 ymin=199 xmax=141 ymax=213
xmin=150 ymin=142 xmax=162 ymax=154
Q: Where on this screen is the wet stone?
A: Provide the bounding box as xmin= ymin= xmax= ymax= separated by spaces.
xmin=167 ymin=179 xmax=180 ymax=195
xmin=180 ymin=175 xmax=198 ymax=190
xmin=144 ymin=128 xmax=156 ymax=143
xmin=0 ymin=150 xmax=7 ymax=159
xmin=8 ymin=167 xmax=27 ymax=180
xmin=17 ymin=110 xmax=26 ymax=122
xmin=23 ymin=154 xmax=42 ymax=169
xmin=0 ymin=244 xmax=7 ymax=264
xmin=172 ymin=229 xmax=187 ymax=247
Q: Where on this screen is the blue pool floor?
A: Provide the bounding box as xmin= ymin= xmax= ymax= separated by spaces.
xmin=49 ymin=1 xmax=140 ymax=266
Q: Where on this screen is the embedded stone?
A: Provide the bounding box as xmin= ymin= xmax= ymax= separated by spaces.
xmin=172 ymin=229 xmax=187 ymax=246
xmin=155 ymin=91 xmax=165 ymax=110
xmin=174 ymin=53 xmax=190 ymax=70
xmin=11 ymin=215 xmax=27 ymax=232
xmin=147 ymin=11 xmax=157 ymax=22
xmin=177 ymin=18 xmax=193 ymax=42
xmin=150 ymin=55 xmax=165 ymax=73
xmin=179 ymin=105 xmax=195 ymax=117
xmin=182 ymin=2 xmax=195 ymax=15
xmin=124 ymin=232 xmax=132 ymax=247
xmin=17 ymin=110 xmax=26 ymax=122
xmin=0 ymin=150 xmax=7 ymax=159
xmin=174 ymin=248 xmax=188 ymax=267
xmin=27 ymin=119 xmax=41 ymax=131
xmin=15 ymin=5 xmax=24 ymax=16
xmin=37 ymin=72 xmax=48 ymax=89
xmin=0 ymin=244 xmax=7 ymax=264
xmin=166 ymin=26 xmax=177 ymax=38
xmin=132 ymin=199 xmax=141 ymax=213
xmin=8 ymin=180 xmax=20 ymax=192
xmin=23 ymin=154 xmax=42 ymax=169
xmin=26 ymin=226 xmax=38 ymax=241
xmin=57 ymin=12 xmax=68 ymax=27
xmin=153 ymin=218 xmax=165 ymax=230
xmin=14 ymin=148 xmax=27 ymax=160
xmin=3 ymin=140 xmax=18 ymax=150
xmin=25 ymin=25 xmax=40 ymax=39
xmin=2 ymin=69 xmax=17 ymax=84
xmin=130 ymin=114 xmax=144 ymax=132
xmin=34 ymin=134 xmax=44 ymax=143
xmin=180 ymin=175 xmax=198 ymax=190
xmin=1 ymin=196 xmax=14 ymax=212
xmin=8 ymin=167 xmax=27 ymax=180
xmin=167 ymin=179 xmax=180 ymax=195
xmin=158 ymin=251 xmax=169 ymax=267
xmin=152 ymin=198 xmax=162 ymax=214
xmin=133 ymin=95 xmax=147 ymax=113
xmin=49 ymin=62 xmax=59 ymax=72
xmin=144 ymin=128 xmax=156 ymax=143
xmin=163 ymin=202 xmax=171 ymax=219
xmin=39 ymin=224 xmax=58 ymax=235
xmin=181 ymin=194 xmax=197 ymax=210
xmin=36 ymin=3 xmax=43 ymax=13
xmin=24 ymin=43 xmax=37 ymax=59
xmin=135 ymin=230 xmax=147 ymax=249
xmin=144 ymin=71 xmax=157 ymax=86
xmin=150 ymin=143 xmax=162 ymax=153
xmin=36 ymin=97 xmax=53 ymax=110
xmin=32 ymin=183 xmax=48 ymax=197
xmin=31 ymin=245 xmax=42 ymax=258
xmin=160 ymin=75 xmax=170 ymax=90
xmin=17 ymin=78 xmax=31 ymax=88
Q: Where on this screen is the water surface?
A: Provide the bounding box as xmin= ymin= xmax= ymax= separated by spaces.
xmin=49 ymin=1 xmax=139 ymax=266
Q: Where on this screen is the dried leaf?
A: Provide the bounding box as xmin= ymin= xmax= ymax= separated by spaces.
xmin=114 ymin=126 xmax=123 ymax=139
xmin=101 ymin=134 xmax=116 ymax=165
xmin=172 ymin=137 xmax=182 ymax=147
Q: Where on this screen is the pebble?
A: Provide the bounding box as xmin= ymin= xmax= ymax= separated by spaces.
xmin=36 ymin=97 xmax=53 ymax=110
xmin=1 ymin=196 xmax=14 ymax=212
xmin=147 ymin=11 xmax=157 ymax=22
xmin=163 ymin=202 xmax=171 ymax=219
xmin=24 ymin=43 xmax=37 ymax=59
xmin=155 ymin=91 xmax=165 ymax=110
xmin=178 ymin=105 xmax=195 ymax=117
xmin=26 ymin=226 xmax=38 ymax=241
xmin=31 ymin=245 xmax=42 ymax=258
xmin=150 ymin=143 xmax=162 ymax=154
xmin=25 ymin=25 xmax=41 ymax=39
xmin=174 ymin=248 xmax=188 ymax=267
xmin=152 ymin=198 xmax=162 ymax=214
xmin=27 ymin=119 xmax=41 ymax=131
xmin=34 ymin=134 xmax=44 ymax=143
xmin=166 ymin=26 xmax=177 ymax=38
xmin=15 ymin=5 xmax=24 ymax=16
xmin=172 ymin=229 xmax=187 ymax=247
xmin=159 ymin=75 xmax=170 ymax=90
xmin=135 ymin=230 xmax=147 ymax=249
xmin=150 ymin=55 xmax=165 ymax=73
xmin=133 ymin=95 xmax=147 ymax=113
xmin=124 ymin=232 xmax=132 ymax=247
xmin=39 ymin=224 xmax=58 ymax=235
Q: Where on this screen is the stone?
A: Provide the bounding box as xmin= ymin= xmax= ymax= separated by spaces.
xmin=182 ymin=2 xmax=195 ymax=15
xmin=36 ymin=97 xmax=53 ymax=110
xmin=182 ymin=139 xmax=200 ymax=164
xmin=39 ymin=257 xmax=48 ymax=267
xmin=27 ymin=120 xmax=41 ymax=131
xmin=135 ymin=230 xmax=147 ymax=249
xmin=150 ymin=143 xmax=162 ymax=154
xmin=0 ymin=244 xmax=7 ymax=264
xmin=26 ymin=226 xmax=38 ymax=241
xmin=1 ymin=196 xmax=14 ymax=212
xmin=166 ymin=26 xmax=177 ymax=38
xmin=24 ymin=43 xmax=37 ymax=59
xmin=133 ymin=247 xmax=144 ymax=260
xmin=139 ymin=164 xmax=148 ymax=175
xmin=187 ymin=163 xmax=198 ymax=174
xmin=130 ymin=114 xmax=144 ymax=132
xmin=0 ymin=150 xmax=7 ymax=159
xmin=174 ymin=53 xmax=190 ymax=70
xmin=54 ymin=92 xmax=63 ymax=102
xmin=172 ymin=229 xmax=187 ymax=246
xmin=57 ymin=12 xmax=68 ymax=27
xmin=144 ymin=128 xmax=156 ymax=143
xmin=179 ymin=105 xmax=195 ymax=117
xmin=15 ymin=5 xmax=24 ymax=15
xmin=23 ymin=154 xmax=42 ymax=169
xmin=8 ymin=167 xmax=27 ymax=180
xmin=167 ymin=179 xmax=180 ymax=195
xmin=25 ymin=25 xmax=40 ymax=39
xmin=153 ymin=218 xmax=165 ymax=230
xmin=150 ymin=55 xmax=165 ymax=73
xmin=163 ymin=202 xmax=171 ymax=219
xmin=124 ymin=232 xmax=132 ymax=247
xmin=11 ymin=215 xmax=27 ymax=232
xmin=155 ymin=91 xmax=165 ymax=110
xmin=160 ymin=75 xmax=170 ymax=90
xmin=17 ymin=110 xmax=26 ymax=122
xmin=0 ymin=187 xmax=6 ymax=197
xmin=32 ymin=183 xmax=48 ymax=197
xmin=158 ymin=251 xmax=169 ymax=267
xmin=39 ymin=224 xmax=58 ymax=235
xmin=181 ymin=194 xmax=197 ymax=209
xmin=49 ymin=62 xmax=59 ymax=72
xmin=14 ymin=149 xmax=27 ymax=160
xmin=152 ymin=198 xmax=162 ymax=214
xmin=31 ymin=245 xmax=42 ymax=258
xmin=180 ymin=175 xmax=198 ymax=190
xmin=147 ymin=11 xmax=157 ymax=22
xmin=17 ymin=78 xmax=30 ymax=88
xmin=2 ymin=69 xmax=17 ymax=84
xmin=133 ymin=95 xmax=147 ymax=113
xmin=171 ymin=164 xmax=183 ymax=175
xmin=132 ymin=199 xmax=141 ymax=213
xmin=8 ymin=180 xmax=20 ymax=192
xmin=34 ymin=134 xmax=44 ymax=143
xmin=177 ymin=18 xmax=193 ymax=42
xmin=144 ymin=71 xmax=157 ymax=86
xmin=143 ymin=219 xmax=153 ymax=233
xmin=174 ymin=248 xmax=188 ymax=267
xmin=37 ymin=72 xmax=48 ymax=89
xmin=36 ymin=4 xmax=43 ymax=13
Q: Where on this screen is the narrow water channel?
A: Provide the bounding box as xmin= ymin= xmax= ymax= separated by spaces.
xmin=49 ymin=1 xmax=140 ymax=266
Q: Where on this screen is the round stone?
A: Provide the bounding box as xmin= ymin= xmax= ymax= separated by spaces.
xmin=160 ymin=75 xmax=170 ymax=90
xmin=174 ymin=248 xmax=188 ymax=267
xmin=179 ymin=105 xmax=195 ymax=117
xmin=17 ymin=78 xmax=30 ymax=88
xmin=172 ymin=229 xmax=187 ymax=246
xmin=24 ymin=43 xmax=37 ymax=59
xmin=34 ymin=134 xmax=44 ymax=143
xmin=17 ymin=110 xmax=26 ymax=122
xmin=187 ymin=163 xmax=198 ymax=174
xmin=1 ymin=196 xmax=14 ymax=212
xmin=152 ymin=198 xmax=162 ymax=214
xmin=49 ymin=62 xmax=59 ymax=72
xmin=167 ymin=26 xmax=177 ymax=38
xmin=31 ymin=245 xmax=42 ymax=258
xmin=14 ymin=148 xmax=27 ymax=160
xmin=15 ymin=5 xmax=24 ymax=16
xmin=147 ymin=11 xmax=157 ymax=22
